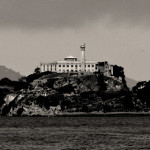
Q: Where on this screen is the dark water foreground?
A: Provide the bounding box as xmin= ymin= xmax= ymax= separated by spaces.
xmin=0 ymin=116 xmax=150 ymax=150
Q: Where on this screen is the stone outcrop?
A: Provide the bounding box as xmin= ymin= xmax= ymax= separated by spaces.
xmin=0 ymin=72 xmax=131 ymax=116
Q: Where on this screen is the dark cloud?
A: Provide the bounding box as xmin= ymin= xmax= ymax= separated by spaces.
xmin=0 ymin=0 xmax=150 ymax=29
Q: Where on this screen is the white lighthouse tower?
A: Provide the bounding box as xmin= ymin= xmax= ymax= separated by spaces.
xmin=80 ymin=43 xmax=86 ymax=73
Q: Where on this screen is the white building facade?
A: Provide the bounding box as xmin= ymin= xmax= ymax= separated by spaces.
xmin=40 ymin=44 xmax=114 ymax=76
xmin=40 ymin=44 xmax=98 ymax=74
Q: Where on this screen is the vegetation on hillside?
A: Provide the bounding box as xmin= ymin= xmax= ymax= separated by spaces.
xmin=132 ymin=81 xmax=150 ymax=111
xmin=0 ymin=68 xmax=149 ymax=116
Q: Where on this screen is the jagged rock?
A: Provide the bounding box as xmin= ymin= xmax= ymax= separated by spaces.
xmin=0 ymin=72 xmax=131 ymax=116
xmin=4 ymin=94 xmax=16 ymax=105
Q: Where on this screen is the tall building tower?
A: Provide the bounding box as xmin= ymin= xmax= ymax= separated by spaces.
xmin=80 ymin=43 xmax=86 ymax=73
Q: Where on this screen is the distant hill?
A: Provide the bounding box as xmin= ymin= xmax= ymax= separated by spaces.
xmin=126 ymin=77 xmax=138 ymax=89
xmin=0 ymin=66 xmax=22 ymax=81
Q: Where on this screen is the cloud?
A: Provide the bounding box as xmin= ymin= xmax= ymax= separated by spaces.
xmin=0 ymin=0 xmax=150 ymax=29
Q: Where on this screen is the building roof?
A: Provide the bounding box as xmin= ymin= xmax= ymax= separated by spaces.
xmin=65 ymin=56 xmax=77 ymax=59
xmin=57 ymin=60 xmax=80 ymax=63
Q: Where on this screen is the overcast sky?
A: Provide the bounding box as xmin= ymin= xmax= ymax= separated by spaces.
xmin=0 ymin=0 xmax=150 ymax=81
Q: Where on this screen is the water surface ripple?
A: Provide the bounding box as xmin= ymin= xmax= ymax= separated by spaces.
xmin=0 ymin=117 xmax=150 ymax=150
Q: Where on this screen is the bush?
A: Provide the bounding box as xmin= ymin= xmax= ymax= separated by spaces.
xmin=80 ymin=91 xmax=97 ymax=99
xmin=35 ymin=94 xmax=64 ymax=109
xmin=0 ymin=78 xmax=11 ymax=85
xmin=0 ymin=89 xmax=10 ymax=107
xmin=26 ymin=71 xmax=52 ymax=83
xmin=13 ymin=81 xmax=29 ymax=91
xmin=46 ymin=78 xmax=57 ymax=88
xmin=58 ymin=85 xmax=74 ymax=93
xmin=17 ymin=107 xmax=24 ymax=116
xmin=1 ymin=105 xmax=11 ymax=116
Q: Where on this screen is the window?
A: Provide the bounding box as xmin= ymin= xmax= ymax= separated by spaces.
xmin=63 ymin=65 xmax=65 ymax=67
xmin=67 ymin=65 xmax=69 ymax=67
xmin=88 ymin=65 xmax=90 ymax=67
xmin=75 ymin=65 xmax=77 ymax=67
xmin=71 ymin=65 xmax=73 ymax=67
xmin=59 ymin=65 xmax=61 ymax=67
xmin=92 ymin=65 xmax=94 ymax=67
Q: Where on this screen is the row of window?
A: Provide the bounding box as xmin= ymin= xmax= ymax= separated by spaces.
xmin=58 ymin=70 xmax=93 ymax=72
xmin=58 ymin=64 xmax=95 ymax=68
xmin=42 ymin=64 xmax=95 ymax=68
xmin=43 ymin=66 xmax=95 ymax=72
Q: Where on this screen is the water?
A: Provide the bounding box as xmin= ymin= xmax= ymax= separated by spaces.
xmin=0 ymin=116 xmax=150 ymax=150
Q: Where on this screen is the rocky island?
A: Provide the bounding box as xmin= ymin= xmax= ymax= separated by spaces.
xmin=0 ymin=61 xmax=149 ymax=116
xmin=0 ymin=64 xmax=133 ymax=116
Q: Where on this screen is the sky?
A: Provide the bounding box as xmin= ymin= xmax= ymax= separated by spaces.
xmin=0 ymin=0 xmax=150 ymax=81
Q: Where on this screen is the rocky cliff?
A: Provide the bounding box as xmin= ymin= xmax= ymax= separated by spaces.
xmin=0 ymin=71 xmax=132 ymax=116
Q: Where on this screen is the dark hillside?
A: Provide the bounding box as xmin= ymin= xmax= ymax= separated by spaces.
xmin=0 ymin=70 xmax=134 ymax=116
